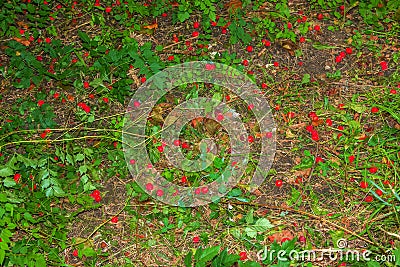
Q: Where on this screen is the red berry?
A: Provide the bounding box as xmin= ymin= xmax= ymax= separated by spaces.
xmin=167 ymin=55 xmax=174 ymax=61
xmin=83 ymin=81 xmax=89 ymax=88
xmin=221 ymin=28 xmax=227 ymax=34
xmin=72 ymin=249 xmax=78 ymax=257
xmin=275 ymin=179 xmax=283 ymax=187
xmin=156 ymin=189 xmax=164 ymax=196
xmin=311 ymin=131 xmax=319 ymax=141
xmin=193 ymin=21 xmax=200 ymax=28
xmin=181 ymin=176 xmax=187 ymax=183
xmin=365 ymin=195 xmax=373 ymax=202
xmin=262 ymin=39 xmax=271 ymax=47
xmin=266 ymin=132 xmax=273 ymax=138
xmin=225 ymin=95 xmax=231 ymax=101
xmin=339 ymin=5 xmax=345 ymax=11
xmin=193 ymin=236 xmax=200 ymax=243
xmin=317 ymin=14 xmax=323 ymax=20
xmin=371 ymin=107 xmax=379 ymax=113
xmin=14 ymin=173 xmax=21 ymax=183
xmin=306 ymin=125 xmax=314 ymax=133
xmin=248 ymin=135 xmax=254 ymax=143
xmin=287 ymin=22 xmax=292 ymax=29
xmin=45 ymin=37 xmax=51 ymax=43
xmin=103 ymin=97 xmax=109 ymax=103
xmin=140 ymin=77 xmax=146 ymax=83
xmin=261 ymin=83 xmax=267 ymax=89
xmin=369 ymin=166 xmax=378 ymax=174
xmin=38 ymin=100 xmax=45 ymax=107
xmin=129 ymin=159 xmax=136 ymax=164
xmin=314 ymin=25 xmax=321 ymax=31
xmin=173 ymin=139 xmax=181 ymax=146
xmin=111 ymin=216 xmax=118 ymax=223
xmin=216 ymin=113 xmax=224 ymax=122
xmin=181 ymin=142 xmax=189 ymax=149
xmin=273 ymin=61 xmax=279 ymax=67
xmin=287 ymin=111 xmax=295 ymax=118
xmin=239 ymin=251 xmax=247 ymax=261
xmin=192 ymin=31 xmax=199 ymax=37
xmin=336 ymin=55 xmax=343 ymax=63
xmin=145 ymin=183 xmax=154 ymax=191
xmin=162 ymin=12 xmax=167 ymax=17
xmin=205 ymin=63 xmax=216 ymax=70
xmin=315 ymin=157 xmax=324 ymax=163
xmin=157 ymin=145 xmax=164 ymax=152
xmin=201 ymin=187 xmax=208 ymax=194
xmin=326 ymin=118 xmax=333 ymax=126
xmin=299 ymin=236 xmax=306 ymax=243
xmin=380 ymin=61 xmax=388 ymax=71
xmin=242 ymin=59 xmax=249 ymax=66
xmin=247 ymin=104 xmax=254 ymax=110
xmin=390 ymin=89 xmax=397 ymax=94
xmin=348 ymin=155 xmax=355 ymax=163
xmin=299 ymin=36 xmax=306 ymax=43
xmin=105 ymin=6 xmax=112 ymax=13
xmin=360 ymin=181 xmax=368 ymax=189
xmin=345 ymin=47 xmax=353 ymax=54
xmin=375 ymin=189 xmax=383 ymax=196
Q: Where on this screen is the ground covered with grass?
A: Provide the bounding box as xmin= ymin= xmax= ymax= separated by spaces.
xmin=1 ymin=0 xmax=400 ymax=266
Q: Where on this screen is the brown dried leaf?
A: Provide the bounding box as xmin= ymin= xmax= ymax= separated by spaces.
xmin=17 ymin=21 xmax=29 ymax=29
xmin=267 ymin=230 xmax=294 ymax=243
xmin=13 ymin=37 xmax=30 ymax=46
xmin=225 ymin=0 xmax=242 ymax=13
xmin=143 ymin=23 xmax=158 ymax=30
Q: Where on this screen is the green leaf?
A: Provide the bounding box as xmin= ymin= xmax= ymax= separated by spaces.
xmin=212 ymin=248 xmax=240 ymax=267
xmin=78 ymin=30 xmax=90 ymax=43
xmin=79 ymin=165 xmax=88 ymax=175
xmin=301 ymin=74 xmax=310 ymax=84
xmin=393 ymin=248 xmax=400 ymax=265
xmin=3 ymin=177 xmax=16 ymax=187
xmin=184 ymin=250 xmax=193 ymax=267
xmin=0 ymin=166 xmax=13 ymax=177
xmin=245 ymin=209 xmax=254 ymax=224
xmin=75 ymin=153 xmax=85 ymax=162
xmin=239 ymin=261 xmax=261 ymax=267
xmin=367 ymin=261 xmax=380 ymax=267
xmin=82 ymin=247 xmax=97 ymax=257
xmin=245 ymin=218 xmax=274 ymax=238
xmin=0 ymin=249 xmax=5 ymax=265
xmin=35 ymin=254 xmax=46 ymax=267
xmin=198 ymin=245 xmax=220 ymax=263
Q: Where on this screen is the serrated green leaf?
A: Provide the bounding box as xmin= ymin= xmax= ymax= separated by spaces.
xmin=198 ymin=245 xmax=220 ymax=263
xmin=0 ymin=166 xmax=13 ymax=177
xmin=35 ymin=254 xmax=46 ymax=267
xmin=75 ymin=153 xmax=85 ymax=162
xmin=79 ymin=165 xmax=88 ymax=175
xmin=3 ymin=177 xmax=16 ymax=187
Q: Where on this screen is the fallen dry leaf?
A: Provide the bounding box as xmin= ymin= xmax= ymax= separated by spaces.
xmin=268 ymin=229 xmax=294 ymax=243
xmin=13 ymin=37 xmax=30 ymax=46
xmin=143 ymin=23 xmax=158 ymax=30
